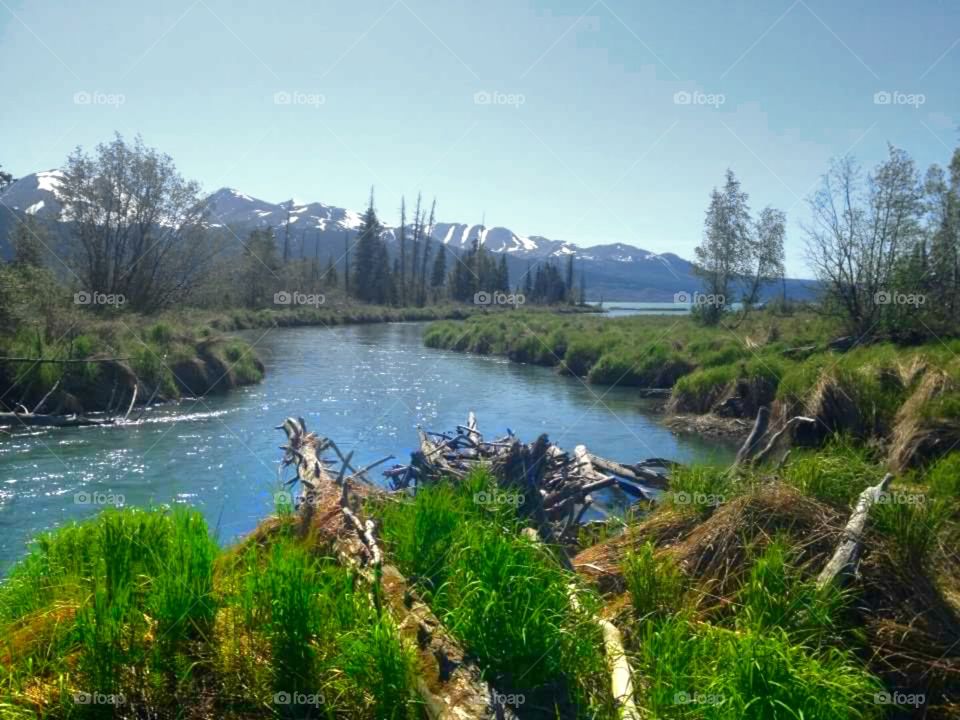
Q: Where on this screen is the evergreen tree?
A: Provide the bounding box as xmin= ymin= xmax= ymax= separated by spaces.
xmin=351 ymin=188 xmax=389 ymax=303
xmin=497 ymin=254 xmax=509 ymax=292
xmin=430 ymin=243 xmax=447 ymax=298
xmin=398 ymin=196 xmax=407 ymax=304
xmin=324 ymin=255 xmax=338 ymax=287
xmin=11 ymin=216 xmax=47 ymax=268
xmin=343 ymin=232 xmax=350 ymax=296
xmin=243 ymin=228 xmax=280 ymax=307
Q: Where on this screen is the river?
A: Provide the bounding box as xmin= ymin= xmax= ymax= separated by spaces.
xmin=0 ymin=322 xmax=735 ymax=574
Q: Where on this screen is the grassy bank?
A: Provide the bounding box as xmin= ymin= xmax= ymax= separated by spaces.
xmin=424 ymin=311 xmax=960 ymax=469
xmin=576 ymin=443 xmax=960 ymax=718
xmin=3 ymin=443 xmax=958 ymax=718
xmin=0 ymin=313 xmax=265 ymax=417
xmin=0 ymin=505 xmax=419 ymax=719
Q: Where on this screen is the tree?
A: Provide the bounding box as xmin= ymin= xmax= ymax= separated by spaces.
xmin=398 ymin=196 xmax=407 ymax=304
xmin=242 ymin=229 xmax=280 ymax=307
xmin=693 ymin=170 xmax=751 ymax=324
xmin=57 ymin=134 xmax=219 ymax=311
xmin=735 ymin=206 xmax=785 ymax=323
xmin=324 ymin=255 xmax=338 ymax=288
xmin=804 ymin=147 xmax=924 ymax=336
xmin=343 ymin=232 xmax=350 ymax=296
xmin=11 ymin=215 xmax=48 ymax=268
xmin=0 ymin=164 xmax=13 ymax=191
xmin=497 ymin=254 xmax=510 ymax=293
xmin=430 ymin=243 xmax=447 ymax=298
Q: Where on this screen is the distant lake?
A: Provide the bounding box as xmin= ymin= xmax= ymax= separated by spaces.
xmin=590 ymin=301 xmax=689 ymax=317
xmin=590 ymin=301 xmax=746 ymax=317
xmin=0 ymin=322 xmax=736 ymax=574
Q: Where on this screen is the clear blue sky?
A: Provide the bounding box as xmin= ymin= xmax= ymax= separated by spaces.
xmin=1 ymin=0 xmax=957 ymax=276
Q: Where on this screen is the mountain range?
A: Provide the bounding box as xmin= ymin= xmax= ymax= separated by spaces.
xmin=0 ymin=171 xmax=816 ymax=302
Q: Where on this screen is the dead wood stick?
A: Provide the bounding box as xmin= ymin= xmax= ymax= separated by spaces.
xmin=122 ymin=384 xmax=138 ymax=421
xmin=566 ymin=584 xmax=640 ymax=719
xmin=816 ymin=473 xmax=893 ymax=591
xmin=0 ymin=412 xmax=112 ymax=428
xmin=133 ymin=380 xmax=164 ymax=422
xmin=341 ymin=505 xmax=382 ymax=567
xmin=591 ymin=453 xmax=669 ymax=489
xmin=751 ymin=416 xmax=817 ymax=467
xmin=32 ymin=379 xmax=61 ymax=414
xmin=345 ymin=454 xmax=394 ymax=485
xmin=733 ymin=406 xmax=770 ymax=467
xmin=336 ymin=450 xmax=354 ymax=485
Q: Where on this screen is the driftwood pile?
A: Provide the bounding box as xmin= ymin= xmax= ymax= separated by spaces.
xmin=381 ymin=412 xmax=672 ymax=544
xmin=278 ymin=415 xmax=519 ymax=720
xmin=277 ymin=413 xmax=665 ymax=719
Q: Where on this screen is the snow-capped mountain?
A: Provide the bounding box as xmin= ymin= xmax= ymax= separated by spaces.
xmin=0 ymin=173 xmax=815 ymax=301
xmin=0 ymin=170 xmax=64 ymax=218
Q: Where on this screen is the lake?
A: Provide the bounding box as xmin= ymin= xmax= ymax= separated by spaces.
xmin=0 ymin=322 xmax=735 ymax=574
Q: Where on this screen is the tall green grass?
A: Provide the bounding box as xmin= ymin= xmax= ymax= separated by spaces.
xmin=376 ymin=471 xmax=616 ymax=718
xmin=0 ymin=507 xmax=418 ymax=719
xmin=626 ymin=538 xmax=883 ymax=719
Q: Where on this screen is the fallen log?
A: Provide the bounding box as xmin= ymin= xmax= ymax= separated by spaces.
xmin=522 ymin=525 xmax=640 ymax=719
xmin=751 ymin=416 xmax=817 ymax=467
xmin=279 ymin=418 xmax=515 ymax=720
xmin=0 ymin=412 xmax=113 ymax=428
xmin=816 ymin=473 xmax=893 ymax=591
xmin=589 ymin=452 xmax=668 ymax=490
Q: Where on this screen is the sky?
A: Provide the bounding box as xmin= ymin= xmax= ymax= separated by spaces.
xmin=0 ymin=0 xmax=958 ymax=277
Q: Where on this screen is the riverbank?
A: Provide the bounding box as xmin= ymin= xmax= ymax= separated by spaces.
xmin=424 ymin=311 xmax=960 ymax=470
xmin=2 ymin=419 xmax=958 ymax=718
xmin=0 ymin=301 xmax=601 ymax=422
xmin=0 ymin=315 xmax=265 ymax=420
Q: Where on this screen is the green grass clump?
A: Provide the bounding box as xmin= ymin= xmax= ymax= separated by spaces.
xmin=0 ymin=507 xmax=418 ymax=719
xmin=376 ymin=472 xmax=615 ymax=718
xmin=782 ymin=440 xmax=882 ymax=507
xmin=734 ymin=540 xmax=847 ymax=647
xmin=924 ymin=451 xmax=960 ymax=499
xmin=665 ymin=464 xmax=734 ymax=517
xmin=630 ymin=538 xmax=883 ymax=719
xmin=623 ymin=540 xmax=687 ymax=619
xmin=869 ymin=493 xmax=949 ymax=566
xmin=671 ymin=365 xmax=738 ymax=412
